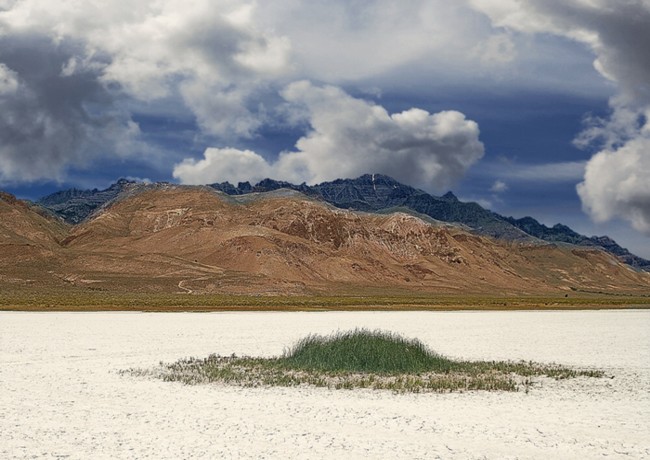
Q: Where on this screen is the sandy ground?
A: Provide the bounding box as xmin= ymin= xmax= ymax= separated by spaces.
xmin=1 ymin=310 xmax=649 ymax=459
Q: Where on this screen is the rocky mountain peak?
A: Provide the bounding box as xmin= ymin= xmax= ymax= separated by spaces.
xmin=441 ymin=191 xmax=458 ymax=202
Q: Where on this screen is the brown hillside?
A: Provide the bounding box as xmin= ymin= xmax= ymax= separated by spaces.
xmin=1 ymin=185 xmax=648 ymax=296
xmin=41 ymin=184 xmax=648 ymax=296
xmin=0 ymin=192 xmax=69 ymax=286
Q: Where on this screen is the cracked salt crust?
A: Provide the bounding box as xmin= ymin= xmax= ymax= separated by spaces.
xmin=1 ymin=310 xmax=649 ymax=459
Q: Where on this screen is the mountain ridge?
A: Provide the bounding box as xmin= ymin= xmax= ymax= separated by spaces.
xmin=35 ymin=174 xmax=650 ymax=271
xmin=3 ymin=184 xmax=648 ymax=296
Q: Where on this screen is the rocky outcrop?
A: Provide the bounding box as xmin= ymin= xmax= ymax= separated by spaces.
xmin=505 ymin=216 xmax=650 ymax=271
xmin=37 ymin=178 xmax=139 ymax=224
xmin=212 ymin=174 xmax=529 ymax=239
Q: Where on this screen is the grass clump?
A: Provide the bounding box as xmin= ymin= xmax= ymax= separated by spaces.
xmin=281 ymin=329 xmax=451 ymax=374
xmin=124 ymin=329 xmax=604 ymax=393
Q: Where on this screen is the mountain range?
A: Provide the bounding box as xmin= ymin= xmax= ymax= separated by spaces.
xmin=37 ymin=174 xmax=650 ymax=271
xmin=1 ymin=181 xmax=648 ymax=298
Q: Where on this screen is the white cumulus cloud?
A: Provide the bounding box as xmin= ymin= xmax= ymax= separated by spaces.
xmin=578 ymin=135 xmax=650 ymax=234
xmin=173 ymin=82 xmax=484 ymax=190
xmin=173 ymin=147 xmax=272 ymax=185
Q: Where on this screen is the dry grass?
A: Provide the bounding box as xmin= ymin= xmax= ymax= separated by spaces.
xmin=1 ymin=286 xmax=649 ymax=311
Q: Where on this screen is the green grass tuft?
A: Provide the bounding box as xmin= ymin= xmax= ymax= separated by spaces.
xmin=280 ymin=328 xmax=452 ymax=374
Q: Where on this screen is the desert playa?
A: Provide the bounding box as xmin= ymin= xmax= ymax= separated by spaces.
xmin=2 ymin=310 xmax=649 ymax=459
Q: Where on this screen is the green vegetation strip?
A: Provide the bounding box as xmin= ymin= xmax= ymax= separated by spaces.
xmin=2 ymin=289 xmax=649 ymax=311
xmin=124 ymin=330 xmax=603 ymax=393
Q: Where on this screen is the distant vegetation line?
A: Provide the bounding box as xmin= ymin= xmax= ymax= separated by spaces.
xmin=2 ymin=290 xmax=648 ymax=311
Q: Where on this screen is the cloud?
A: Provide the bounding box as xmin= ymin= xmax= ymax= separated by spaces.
xmin=470 ymin=0 xmax=650 ymax=107
xmin=0 ymin=63 xmax=18 ymax=93
xmin=494 ymin=160 xmax=587 ymax=183
xmin=0 ymin=34 xmax=141 ymax=184
xmin=471 ymin=0 xmax=650 ymax=236
xmin=79 ymin=0 xmax=291 ymax=137
xmin=254 ymin=1 xmax=482 ymax=81
xmin=174 ymin=82 xmax=484 ymax=190
xmin=0 ymin=0 xmax=617 ymax=190
xmin=0 ymin=0 xmax=291 ymax=184
xmin=276 ymin=82 xmax=485 ymax=188
xmin=255 ymin=1 xmax=602 ymax=95
xmin=490 ymin=180 xmax=508 ymax=193
xmin=173 ymin=147 xmax=272 ymax=185
xmin=577 ymin=135 xmax=650 ymax=234
xmin=472 ymin=33 xmax=517 ymax=65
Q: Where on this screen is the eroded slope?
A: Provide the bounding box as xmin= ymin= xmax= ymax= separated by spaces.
xmin=53 ymin=185 xmax=650 ymax=295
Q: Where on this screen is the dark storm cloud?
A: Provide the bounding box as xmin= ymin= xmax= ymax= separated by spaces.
xmin=538 ymin=0 xmax=650 ymax=105
xmin=0 ymin=1 xmax=292 ymax=184
xmin=0 ymin=33 xmax=136 ymax=184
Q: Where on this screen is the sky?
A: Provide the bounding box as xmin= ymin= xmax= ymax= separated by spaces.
xmin=1 ymin=0 xmax=649 ymax=257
